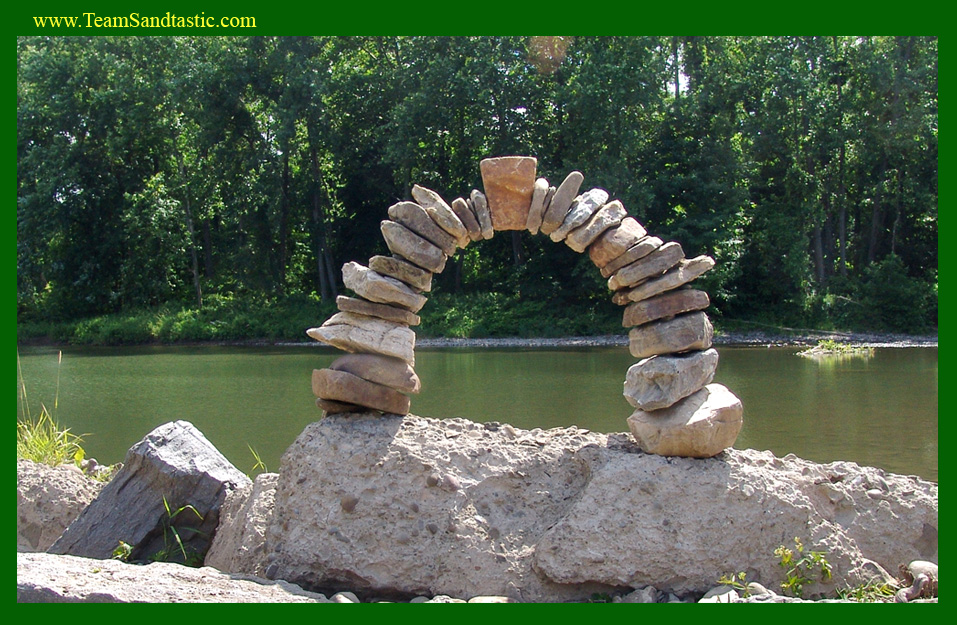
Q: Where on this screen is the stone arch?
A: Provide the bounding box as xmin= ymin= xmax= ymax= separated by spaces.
xmin=307 ymin=156 xmax=743 ymax=458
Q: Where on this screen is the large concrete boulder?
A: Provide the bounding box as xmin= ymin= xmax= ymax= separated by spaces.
xmin=238 ymin=414 xmax=936 ymax=602
xmin=205 ymin=473 xmax=279 ymax=578
xmin=48 ymin=421 xmax=250 ymax=564
xmin=17 ymin=459 xmax=103 ymax=552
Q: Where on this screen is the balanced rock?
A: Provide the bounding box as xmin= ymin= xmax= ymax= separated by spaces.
xmin=342 ymin=261 xmax=427 ymax=313
xmin=588 ymin=217 xmax=649 ymax=268
xmin=525 ymin=178 xmax=551 ymax=234
xmin=565 ymin=199 xmax=627 ymax=253
xmin=614 ymin=255 xmax=715 ymax=305
xmin=329 ymin=353 xmax=421 ymax=394
xmin=480 ymin=156 xmax=538 ymax=231
xmin=308 ymin=312 xmax=416 ymax=364
xmin=600 ymin=236 xmax=663 ymax=278
xmin=369 ymin=255 xmax=432 ymax=293
xmin=608 ymin=241 xmax=685 ymax=292
xmin=336 ymin=295 xmax=420 ymax=326
xmin=316 ymin=398 xmax=364 ymax=414
xmin=624 ymin=348 xmax=720 ymax=411
xmin=381 ymin=220 xmax=448 ymax=274
xmin=451 ymin=197 xmax=483 ymax=242
xmin=539 ymin=171 xmax=584 ymax=235
xmin=627 ymin=383 xmax=743 ymax=458
xmin=312 ymin=368 xmax=411 ymax=415
xmin=387 ymin=201 xmax=458 ymax=256
xmin=549 ymin=188 xmax=609 ymax=242
xmin=17 ymin=459 xmax=104 ymax=553
xmin=628 ymin=311 xmax=713 ymax=359
xmin=622 ymin=289 xmax=710 ymax=328
xmin=469 ymin=190 xmax=494 ymax=239
xmin=411 ymin=184 xmax=469 ymax=247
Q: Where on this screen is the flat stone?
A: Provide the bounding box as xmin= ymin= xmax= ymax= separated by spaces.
xmin=588 ymin=217 xmax=649 ymax=268
xmin=308 ymin=312 xmax=416 ymax=364
xmin=336 ymin=295 xmax=421 ymax=326
xmin=549 ymin=188 xmax=609 ymax=242
xmin=608 ymin=241 xmax=685 ymax=292
xmin=622 ymin=289 xmax=710 ymax=327
xmin=369 ymin=255 xmax=432 ymax=293
xmin=480 ymin=156 xmax=538 ymax=231
xmin=380 ymin=220 xmax=448 ymax=274
xmin=627 ymin=383 xmax=743 ymax=458
xmin=316 ymin=398 xmax=364 ymax=415
xmin=387 ymin=201 xmax=458 ymax=256
xmin=469 ymin=190 xmax=494 ymax=239
xmin=411 ymin=185 xmax=469 ymax=247
xmin=312 ymin=368 xmax=411 ymax=415
xmin=539 ymin=171 xmax=584 ymax=235
xmin=624 ymin=348 xmax=719 ymax=411
xmin=525 ymin=178 xmax=550 ymax=234
xmin=329 ymin=353 xmax=421 ymax=394
xmin=614 ymin=256 xmax=715 ymax=305
xmin=600 ymin=236 xmax=663 ymax=278
xmin=342 ymin=261 xmax=427 ymax=313
xmin=565 ymin=199 xmax=628 ymax=253
xmin=451 ymin=197 xmax=483 ymax=242
xmin=628 ymin=311 xmax=713 ymax=359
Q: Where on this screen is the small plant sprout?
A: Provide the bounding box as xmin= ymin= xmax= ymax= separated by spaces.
xmin=775 ymin=537 xmax=832 ymax=598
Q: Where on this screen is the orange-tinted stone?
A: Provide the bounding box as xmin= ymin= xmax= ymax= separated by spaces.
xmin=480 ymin=156 xmax=538 ymax=231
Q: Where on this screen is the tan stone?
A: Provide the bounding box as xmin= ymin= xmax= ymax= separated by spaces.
xmin=380 ymin=220 xmax=448 ymax=274
xmin=623 ymin=348 xmax=719 ymax=411
xmin=312 ymin=368 xmax=411 ymax=415
xmin=525 ymin=178 xmax=550 ymax=234
xmin=628 ymin=311 xmax=713 ymax=359
xmin=614 ymin=256 xmax=715 ymax=305
xmin=342 ymin=262 xmax=427 ymax=313
xmin=307 ymin=312 xmax=416 ymax=364
xmin=336 ymin=295 xmax=421 ymax=326
xmin=469 ymin=190 xmax=494 ymax=239
xmin=369 ymin=255 xmax=432 ymax=293
xmin=622 ymin=289 xmax=710 ymax=328
xmin=329 ymin=353 xmax=421 ymax=394
xmin=608 ymin=241 xmax=685 ymax=292
xmin=600 ymin=236 xmax=663 ymax=278
xmin=565 ymin=199 xmax=628 ymax=253
xmin=411 ymin=184 xmax=469 ymax=247
xmin=549 ymin=189 xmax=609 ymax=242
xmin=539 ymin=171 xmax=584 ymax=235
xmin=627 ymin=383 xmax=743 ymax=458
xmin=480 ymin=156 xmax=538 ymax=231
xmin=587 ymin=217 xmax=649 ymax=268
xmin=387 ymin=201 xmax=458 ymax=256
xmin=451 ymin=197 xmax=483 ymax=242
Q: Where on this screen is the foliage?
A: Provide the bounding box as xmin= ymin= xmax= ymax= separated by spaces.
xmin=836 ymin=581 xmax=896 ymax=603
xmin=248 ymin=445 xmax=268 ymax=476
xmin=150 ymin=497 xmax=206 ymax=567
xmin=716 ymin=571 xmax=752 ymax=598
xmin=17 ymin=351 xmax=87 ymax=467
xmin=775 ymin=537 xmax=832 ymax=598
xmin=112 ymin=540 xmax=134 ymax=562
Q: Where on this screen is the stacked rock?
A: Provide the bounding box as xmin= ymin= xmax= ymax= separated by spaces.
xmin=306 ymin=156 xmax=743 ymax=458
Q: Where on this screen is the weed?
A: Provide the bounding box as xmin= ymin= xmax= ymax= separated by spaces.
xmin=112 ymin=540 xmax=134 ymax=562
xmin=836 ymin=582 xmax=896 ymax=603
xmin=17 ymin=351 xmax=88 ymax=467
xmin=775 ymin=537 xmax=832 ymax=598
xmin=716 ymin=571 xmax=751 ymax=597
xmin=247 ymin=444 xmax=267 ymax=476
xmin=150 ymin=496 xmax=206 ymax=567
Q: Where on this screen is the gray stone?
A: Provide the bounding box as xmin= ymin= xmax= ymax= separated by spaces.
xmin=308 ymin=312 xmax=416 ymax=364
xmin=329 ymin=353 xmax=421 ymax=394
xmin=564 ymin=199 xmax=627 ymax=253
xmin=628 ymin=311 xmax=713 ymax=359
xmin=342 ymin=261 xmax=427 ymax=313
xmin=699 ymin=585 xmax=740 ymax=603
xmin=619 ymin=586 xmax=659 ymax=603
xmin=49 ymin=420 xmax=250 ymax=563
xmin=380 ymin=220 xmax=448 ymax=274
xmin=549 ymin=188 xmax=609 ymax=242
xmin=469 ymin=189 xmax=494 ymax=240
xmin=539 ymin=171 xmax=584 ymax=235
xmin=17 ymin=459 xmax=103 ymax=553
xmin=626 ymin=383 xmax=743 ymax=459
xmin=312 ymin=368 xmax=411 ymax=415
xmin=525 ymin=178 xmax=550 ymax=234
xmin=613 ymin=255 xmax=714 ymax=305
xmin=17 ymin=552 xmax=330 ymax=603
xmin=624 ymin=349 xmax=719 ymax=411
xmin=331 ymin=591 xmax=361 ymax=603
xmin=205 ymin=472 xmax=278 ymax=578
xmin=600 ymin=236 xmax=663 ymax=278
xmin=369 ymin=255 xmax=432 ymax=293
xmin=411 ymin=184 xmax=469 ymax=247
xmin=588 ymin=217 xmax=649 ymax=268
xmin=608 ymin=241 xmax=685 ymax=292
xmin=622 ymin=289 xmax=710 ymax=328
xmin=387 ymin=201 xmax=458 ymax=256
xmin=451 ymin=197 xmax=482 ymax=242
xmin=480 ymin=156 xmax=537 ymax=231
xmin=336 ymin=295 xmax=421 ymax=326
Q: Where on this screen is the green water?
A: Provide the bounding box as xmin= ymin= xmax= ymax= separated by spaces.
xmin=16 ymin=344 xmax=938 ymax=482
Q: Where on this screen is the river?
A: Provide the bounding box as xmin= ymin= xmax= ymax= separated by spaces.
xmin=16 ymin=344 xmax=938 ymax=482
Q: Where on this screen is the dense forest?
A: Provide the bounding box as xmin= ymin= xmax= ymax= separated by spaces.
xmin=17 ymin=36 xmax=937 ymax=343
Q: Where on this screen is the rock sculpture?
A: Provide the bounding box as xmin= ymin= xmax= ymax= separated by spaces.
xmin=306 ymin=156 xmax=743 ymax=458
